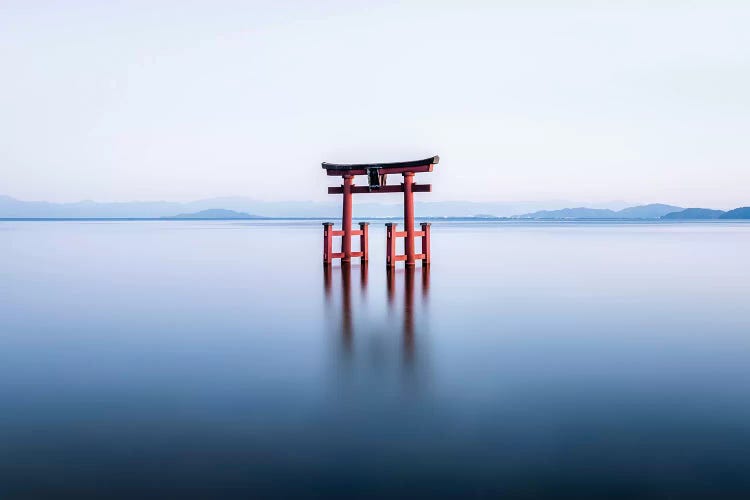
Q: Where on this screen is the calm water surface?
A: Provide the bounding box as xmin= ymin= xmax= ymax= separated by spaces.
xmin=2 ymin=220 xmax=750 ymax=498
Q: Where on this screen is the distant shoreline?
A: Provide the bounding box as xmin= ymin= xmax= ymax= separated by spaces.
xmin=2 ymin=217 xmax=750 ymax=222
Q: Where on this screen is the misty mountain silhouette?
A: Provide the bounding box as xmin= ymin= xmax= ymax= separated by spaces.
xmin=662 ymin=208 xmax=725 ymax=219
xmin=0 ymin=194 xmax=631 ymax=219
xmin=719 ymin=207 xmax=750 ymax=219
xmin=163 ymin=209 xmax=260 ymax=219
xmin=517 ymin=204 xmax=683 ymax=219
xmin=4 ymin=195 xmax=747 ymax=220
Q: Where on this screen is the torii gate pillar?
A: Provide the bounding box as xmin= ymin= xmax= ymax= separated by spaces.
xmin=322 ymin=156 xmax=438 ymax=268
xmin=341 ymin=175 xmax=353 ymax=263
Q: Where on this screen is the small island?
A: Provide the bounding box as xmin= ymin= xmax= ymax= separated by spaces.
xmin=162 ymin=209 xmax=262 ymax=219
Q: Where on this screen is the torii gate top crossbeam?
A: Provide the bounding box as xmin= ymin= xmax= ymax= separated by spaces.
xmin=322 ymin=155 xmax=439 ymax=176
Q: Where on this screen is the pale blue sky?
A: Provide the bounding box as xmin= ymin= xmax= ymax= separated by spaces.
xmin=1 ymin=1 xmax=748 ymax=207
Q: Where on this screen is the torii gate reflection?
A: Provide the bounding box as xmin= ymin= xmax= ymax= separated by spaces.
xmin=323 ymin=263 xmax=430 ymax=368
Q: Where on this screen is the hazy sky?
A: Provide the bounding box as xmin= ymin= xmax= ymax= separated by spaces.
xmin=1 ymin=1 xmax=748 ymax=207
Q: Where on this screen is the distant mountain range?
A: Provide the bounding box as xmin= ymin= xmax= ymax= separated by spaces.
xmin=718 ymin=207 xmax=750 ymax=219
xmin=163 ymin=209 xmax=261 ymax=219
xmin=661 ymin=207 xmax=750 ymax=219
xmin=2 ymin=194 xmax=748 ymax=220
xmin=516 ymin=204 xmax=683 ymax=219
xmin=518 ymin=204 xmax=750 ymax=220
xmin=662 ymin=208 xmax=725 ymax=219
xmin=0 ymin=194 xmax=632 ymax=218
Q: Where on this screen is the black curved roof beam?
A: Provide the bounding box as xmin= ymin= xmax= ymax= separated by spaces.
xmin=322 ymin=155 xmax=439 ymax=176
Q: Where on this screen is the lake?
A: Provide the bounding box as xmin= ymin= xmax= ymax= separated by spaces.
xmin=2 ymin=220 xmax=750 ymax=498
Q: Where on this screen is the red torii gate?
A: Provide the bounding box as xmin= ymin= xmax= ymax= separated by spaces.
xmin=322 ymin=155 xmax=438 ymax=268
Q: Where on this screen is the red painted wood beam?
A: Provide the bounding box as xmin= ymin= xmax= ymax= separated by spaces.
xmin=330 ymin=229 xmax=363 ymax=236
xmin=403 ymin=172 xmax=416 ymax=266
xmin=391 ymin=253 xmax=425 ymax=261
xmin=391 ymin=230 xmax=426 ymax=238
xmin=421 ymin=222 xmax=431 ymax=266
xmin=359 ymin=222 xmax=369 ymax=263
xmin=323 ymin=223 xmax=333 ymax=265
xmin=341 ymin=175 xmax=353 ymax=263
xmin=327 ymin=184 xmax=431 ymax=195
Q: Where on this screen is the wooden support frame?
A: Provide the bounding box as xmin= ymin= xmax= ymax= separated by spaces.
xmin=323 ymin=221 xmax=368 ymax=266
xmin=386 ymin=222 xmax=431 ymax=268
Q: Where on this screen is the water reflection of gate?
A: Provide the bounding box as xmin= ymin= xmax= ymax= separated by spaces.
xmin=387 ymin=266 xmax=429 ymax=364
xmin=323 ymin=264 xmax=430 ymax=368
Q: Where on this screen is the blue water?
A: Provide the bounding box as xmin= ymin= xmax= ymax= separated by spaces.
xmin=2 ymin=220 xmax=750 ymax=498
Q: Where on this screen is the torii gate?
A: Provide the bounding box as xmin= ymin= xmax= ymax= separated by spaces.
xmin=322 ymin=155 xmax=438 ymax=267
